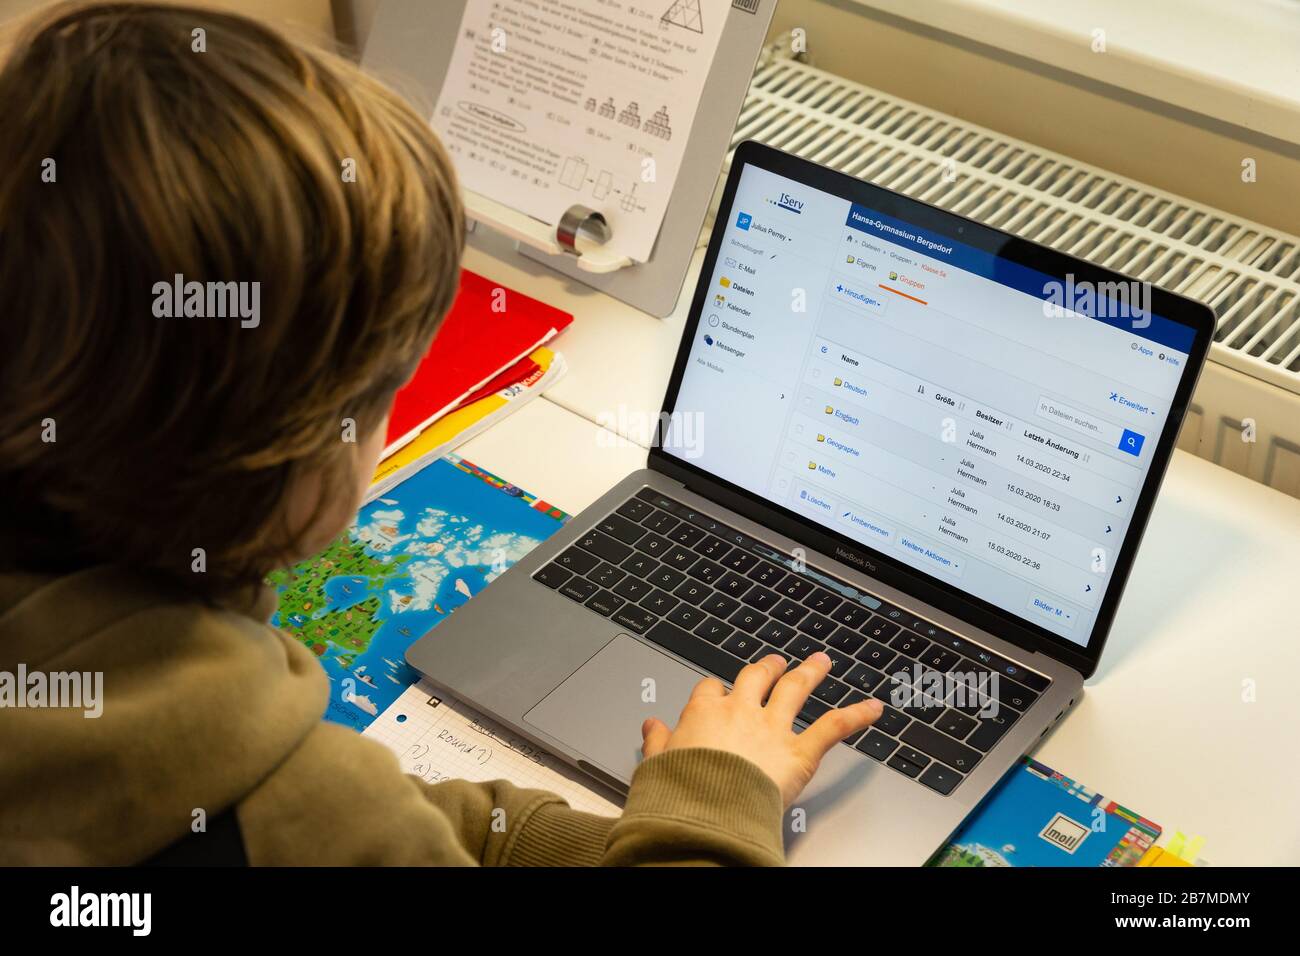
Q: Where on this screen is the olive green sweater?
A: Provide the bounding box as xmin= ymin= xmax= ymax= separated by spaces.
xmin=0 ymin=566 xmax=785 ymax=866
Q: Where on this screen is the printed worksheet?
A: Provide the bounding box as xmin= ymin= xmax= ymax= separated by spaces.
xmin=433 ymin=0 xmax=725 ymax=263
xmin=365 ymin=680 xmax=623 ymax=817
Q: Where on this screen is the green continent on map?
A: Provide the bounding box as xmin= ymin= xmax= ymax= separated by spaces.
xmin=268 ymin=532 xmax=409 ymax=660
xmin=297 ymin=595 xmax=383 ymax=664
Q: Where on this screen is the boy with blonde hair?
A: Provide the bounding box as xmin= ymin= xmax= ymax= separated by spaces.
xmin=0 ymin=1 xmax=881 ymax=865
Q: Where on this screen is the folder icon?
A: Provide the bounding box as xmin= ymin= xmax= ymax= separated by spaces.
xmin=817 ymin=434 xmax=825 ymax=442
xmin=807 ymin=461 xmax=816 ymax=469
xmin=824 ymin=405 xmax=833 ymax=414
xmin=834 ymin=377 xmax=843 ymax=386
xmin=719 ymin=276 xmax=731 ymax=287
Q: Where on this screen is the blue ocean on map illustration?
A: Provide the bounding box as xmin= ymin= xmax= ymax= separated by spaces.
xmin=269 ymin=455 xmax=567 ymax=732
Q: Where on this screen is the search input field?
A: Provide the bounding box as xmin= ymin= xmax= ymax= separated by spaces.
xmin=1036 ymin=397 xmax=1124 ymax=446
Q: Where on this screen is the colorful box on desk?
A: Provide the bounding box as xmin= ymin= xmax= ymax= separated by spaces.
xmin=929 ymin=758 xmax=1161 ymax=867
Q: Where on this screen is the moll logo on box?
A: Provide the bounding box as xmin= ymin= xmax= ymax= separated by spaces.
xmin=1038 ymin=812 xmax=1090 ymax=854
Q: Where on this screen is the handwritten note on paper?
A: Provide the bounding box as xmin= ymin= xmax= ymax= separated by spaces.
xmin=432 ymin=0 xmax=726 ymax=263
xmin=364 ymin=680 xmax=622 ymax=817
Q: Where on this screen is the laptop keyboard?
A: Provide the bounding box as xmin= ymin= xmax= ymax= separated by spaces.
xmin=531 ymin=488 xmax=1051 ymax=796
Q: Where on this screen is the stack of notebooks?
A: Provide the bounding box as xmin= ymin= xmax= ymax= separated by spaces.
xmin=369 ymin=270 xmax=572 ymax=500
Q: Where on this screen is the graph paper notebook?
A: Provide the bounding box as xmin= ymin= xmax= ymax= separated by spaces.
xmin=365 ymin=680 xmax=621 ymax=818
xmin=930 ymin=757 xmax=1161 ymax=867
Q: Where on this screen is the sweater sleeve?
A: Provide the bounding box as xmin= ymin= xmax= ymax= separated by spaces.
xmin=237 ymin=721 xmax=784 ymax=866
xmin=498 ymin=748 xmax=785 ymax=866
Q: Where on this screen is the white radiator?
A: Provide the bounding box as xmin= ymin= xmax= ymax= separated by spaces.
xmin=712 ymin=50 xmax=1300 ymax=498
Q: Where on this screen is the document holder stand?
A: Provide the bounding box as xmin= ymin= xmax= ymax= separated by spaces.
xmin=359 ymin=0 xmax=775 ymax=317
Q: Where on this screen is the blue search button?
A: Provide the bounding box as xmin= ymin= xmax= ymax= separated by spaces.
xmin=1118 ymin=429 xmax=1145 ymax=456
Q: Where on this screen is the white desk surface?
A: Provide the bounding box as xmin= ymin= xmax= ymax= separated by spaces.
xmin=459 ymin=235 xmax=1300 ymax=867
xmin=464 ymin=225 xmax=702 ymax=439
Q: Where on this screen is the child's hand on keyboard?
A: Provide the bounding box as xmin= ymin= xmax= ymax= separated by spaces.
xmin=641 ymin=652 xmax=883 ymax=806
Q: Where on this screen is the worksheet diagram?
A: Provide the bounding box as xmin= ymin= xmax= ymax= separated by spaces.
xmin=432 ymin=0 xmax=725 ymax=263
xmin=662 ymin=0 xmax=703 ymax=33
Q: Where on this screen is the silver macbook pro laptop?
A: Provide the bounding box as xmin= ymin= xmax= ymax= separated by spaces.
xmin=408 ymin=141 xmax=1213 ymax=865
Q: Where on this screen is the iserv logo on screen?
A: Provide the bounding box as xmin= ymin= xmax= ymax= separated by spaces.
xmin=774 ymin=192 xmax=804 ymax=213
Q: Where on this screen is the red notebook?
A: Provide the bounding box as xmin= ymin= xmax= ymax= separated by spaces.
xmin=457 ymin=354 xmax=541 ymax=409
xmin=383 ymin=270 xmax=573 ymax=456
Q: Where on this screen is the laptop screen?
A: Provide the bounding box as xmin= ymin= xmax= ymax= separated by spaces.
xmin=665 ymin=160 xmax=1198 ymax=649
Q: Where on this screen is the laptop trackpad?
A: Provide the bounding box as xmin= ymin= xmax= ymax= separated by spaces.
xmin=523 ymin=634 xmax=705 ymax=784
